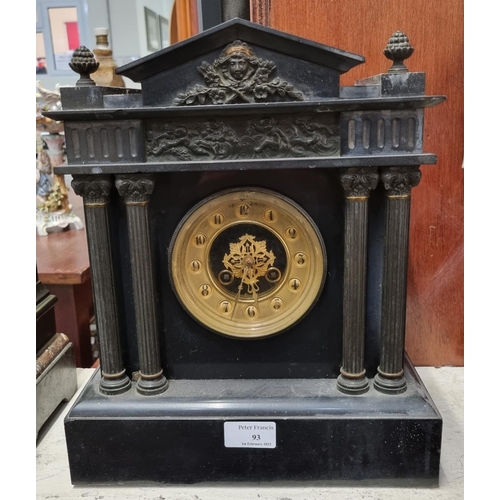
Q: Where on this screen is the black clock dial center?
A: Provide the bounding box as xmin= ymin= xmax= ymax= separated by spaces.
xmin=209 ymin=223 xmax=287 ymax=297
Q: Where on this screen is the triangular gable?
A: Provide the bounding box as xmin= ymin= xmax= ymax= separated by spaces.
xmin=116 ymin=18 xmax=365 ymax=106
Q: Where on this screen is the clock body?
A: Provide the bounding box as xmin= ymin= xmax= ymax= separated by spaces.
xmin=52 ymin=19 xmax=445 ymax=485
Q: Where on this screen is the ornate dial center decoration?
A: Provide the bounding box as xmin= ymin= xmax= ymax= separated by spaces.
xmin=223 ymin=234 xmax=275 ymax=297
xmin=168 ymin=188 xmax=327 ymax=338
xmin=173 ymin=40 xmax=304 ymax=106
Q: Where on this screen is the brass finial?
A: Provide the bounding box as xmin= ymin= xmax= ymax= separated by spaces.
xmin=69 ymin=46 xmax=100 ymax=86
xmin=383 ymin=31 xmax=414 ymax=73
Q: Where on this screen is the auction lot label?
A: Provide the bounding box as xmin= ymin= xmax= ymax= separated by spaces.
xmin=224 ymin=421 xmax=276 ymax=449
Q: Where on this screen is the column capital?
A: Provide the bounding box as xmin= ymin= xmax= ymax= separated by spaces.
xmin=71 ymin=175 xmax=112 ymax=205
xmin=115 ymin=174 xmax=156 ymax=204
xmin=340 ymin=168 xmax=379 ymax=199
xmin=381 ymin=167 xmax=421 ymax=197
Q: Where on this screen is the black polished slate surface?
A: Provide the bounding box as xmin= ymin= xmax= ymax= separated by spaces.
xmin=115 ymin=18 xmax=365 ymax=82
xmin=70 ymin=358 xmax=439 ymax=418
xmin=65 ymin=357 xmax=442 ymax=484
xmin=45 ymin=95 xmax=446 ymax=116
xmin=55 ymin=154 xmax=437 ymax=175
xmin=120 ymin=169 xmax=347 ymax=379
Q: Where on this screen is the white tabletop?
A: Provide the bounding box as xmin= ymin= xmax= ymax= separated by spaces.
xmin=36 ymin=367 xmax=464 ymax=500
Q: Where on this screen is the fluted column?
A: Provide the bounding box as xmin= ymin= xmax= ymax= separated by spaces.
xmin=337 ymin=168 xmax=379 ymax=395
xmin=115 ymin=174 xmax=168 ymax=396
xmin=374 ymin=167 xmax=422 ymax=395
xmin=72 ymin=175 xmax=131 ymax=395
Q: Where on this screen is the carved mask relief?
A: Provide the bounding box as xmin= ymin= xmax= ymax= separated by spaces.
xmin=173 ymin=40 xmax=304 ymax=105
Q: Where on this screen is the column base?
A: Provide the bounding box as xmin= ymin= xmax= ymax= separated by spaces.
xmin=336 ymin=374 xmax=369 ymax=395
xmin=99 ymin=373 xmax=132 ymax=396
xmin=137 ymin=374 xmax=169 ymax=396
xmin=373 ymin=372 xmax=407 ymax=395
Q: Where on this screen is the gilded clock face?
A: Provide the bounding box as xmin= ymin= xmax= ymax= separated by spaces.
xmin=168 ymin=188 xmax=327 ymax=339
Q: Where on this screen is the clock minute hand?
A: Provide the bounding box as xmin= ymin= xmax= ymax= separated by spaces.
xmin=247 ymin=268 xmax=260 ymax=305
xmin=231 ymin=266 xmax=248 ymax=321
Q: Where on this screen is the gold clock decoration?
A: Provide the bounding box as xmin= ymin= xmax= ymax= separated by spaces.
xmin=168 ymin=188 xmax=327 ymax=339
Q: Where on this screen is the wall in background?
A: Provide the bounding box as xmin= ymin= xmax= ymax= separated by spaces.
xmin=37 ymin=0 xmax=175 ymax=90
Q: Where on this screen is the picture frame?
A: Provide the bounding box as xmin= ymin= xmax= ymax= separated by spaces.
xmin=144 ymin=7 xmax=160 ymax=52
xmin=159 ymin=15 xmax=170 ymax=49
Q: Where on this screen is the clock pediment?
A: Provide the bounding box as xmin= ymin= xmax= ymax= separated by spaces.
xmin=115 ymin=18 xmax=365 ymax=106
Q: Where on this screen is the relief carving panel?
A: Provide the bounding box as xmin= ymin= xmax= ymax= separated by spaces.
xmin=145 ymin=115 xmax=340 ymax=161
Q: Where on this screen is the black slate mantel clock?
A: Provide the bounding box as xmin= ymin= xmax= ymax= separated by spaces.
xmin=47 ymin=19 xmax=446 ymax=485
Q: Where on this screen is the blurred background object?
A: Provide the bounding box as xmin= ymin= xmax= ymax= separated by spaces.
xmin=92 ymin=27 xmax=125 ymax=87
xmin=36 ymin=272 xmax=77 ymax=440
xmin=36 ymin=81 xmax=84 ymax=236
